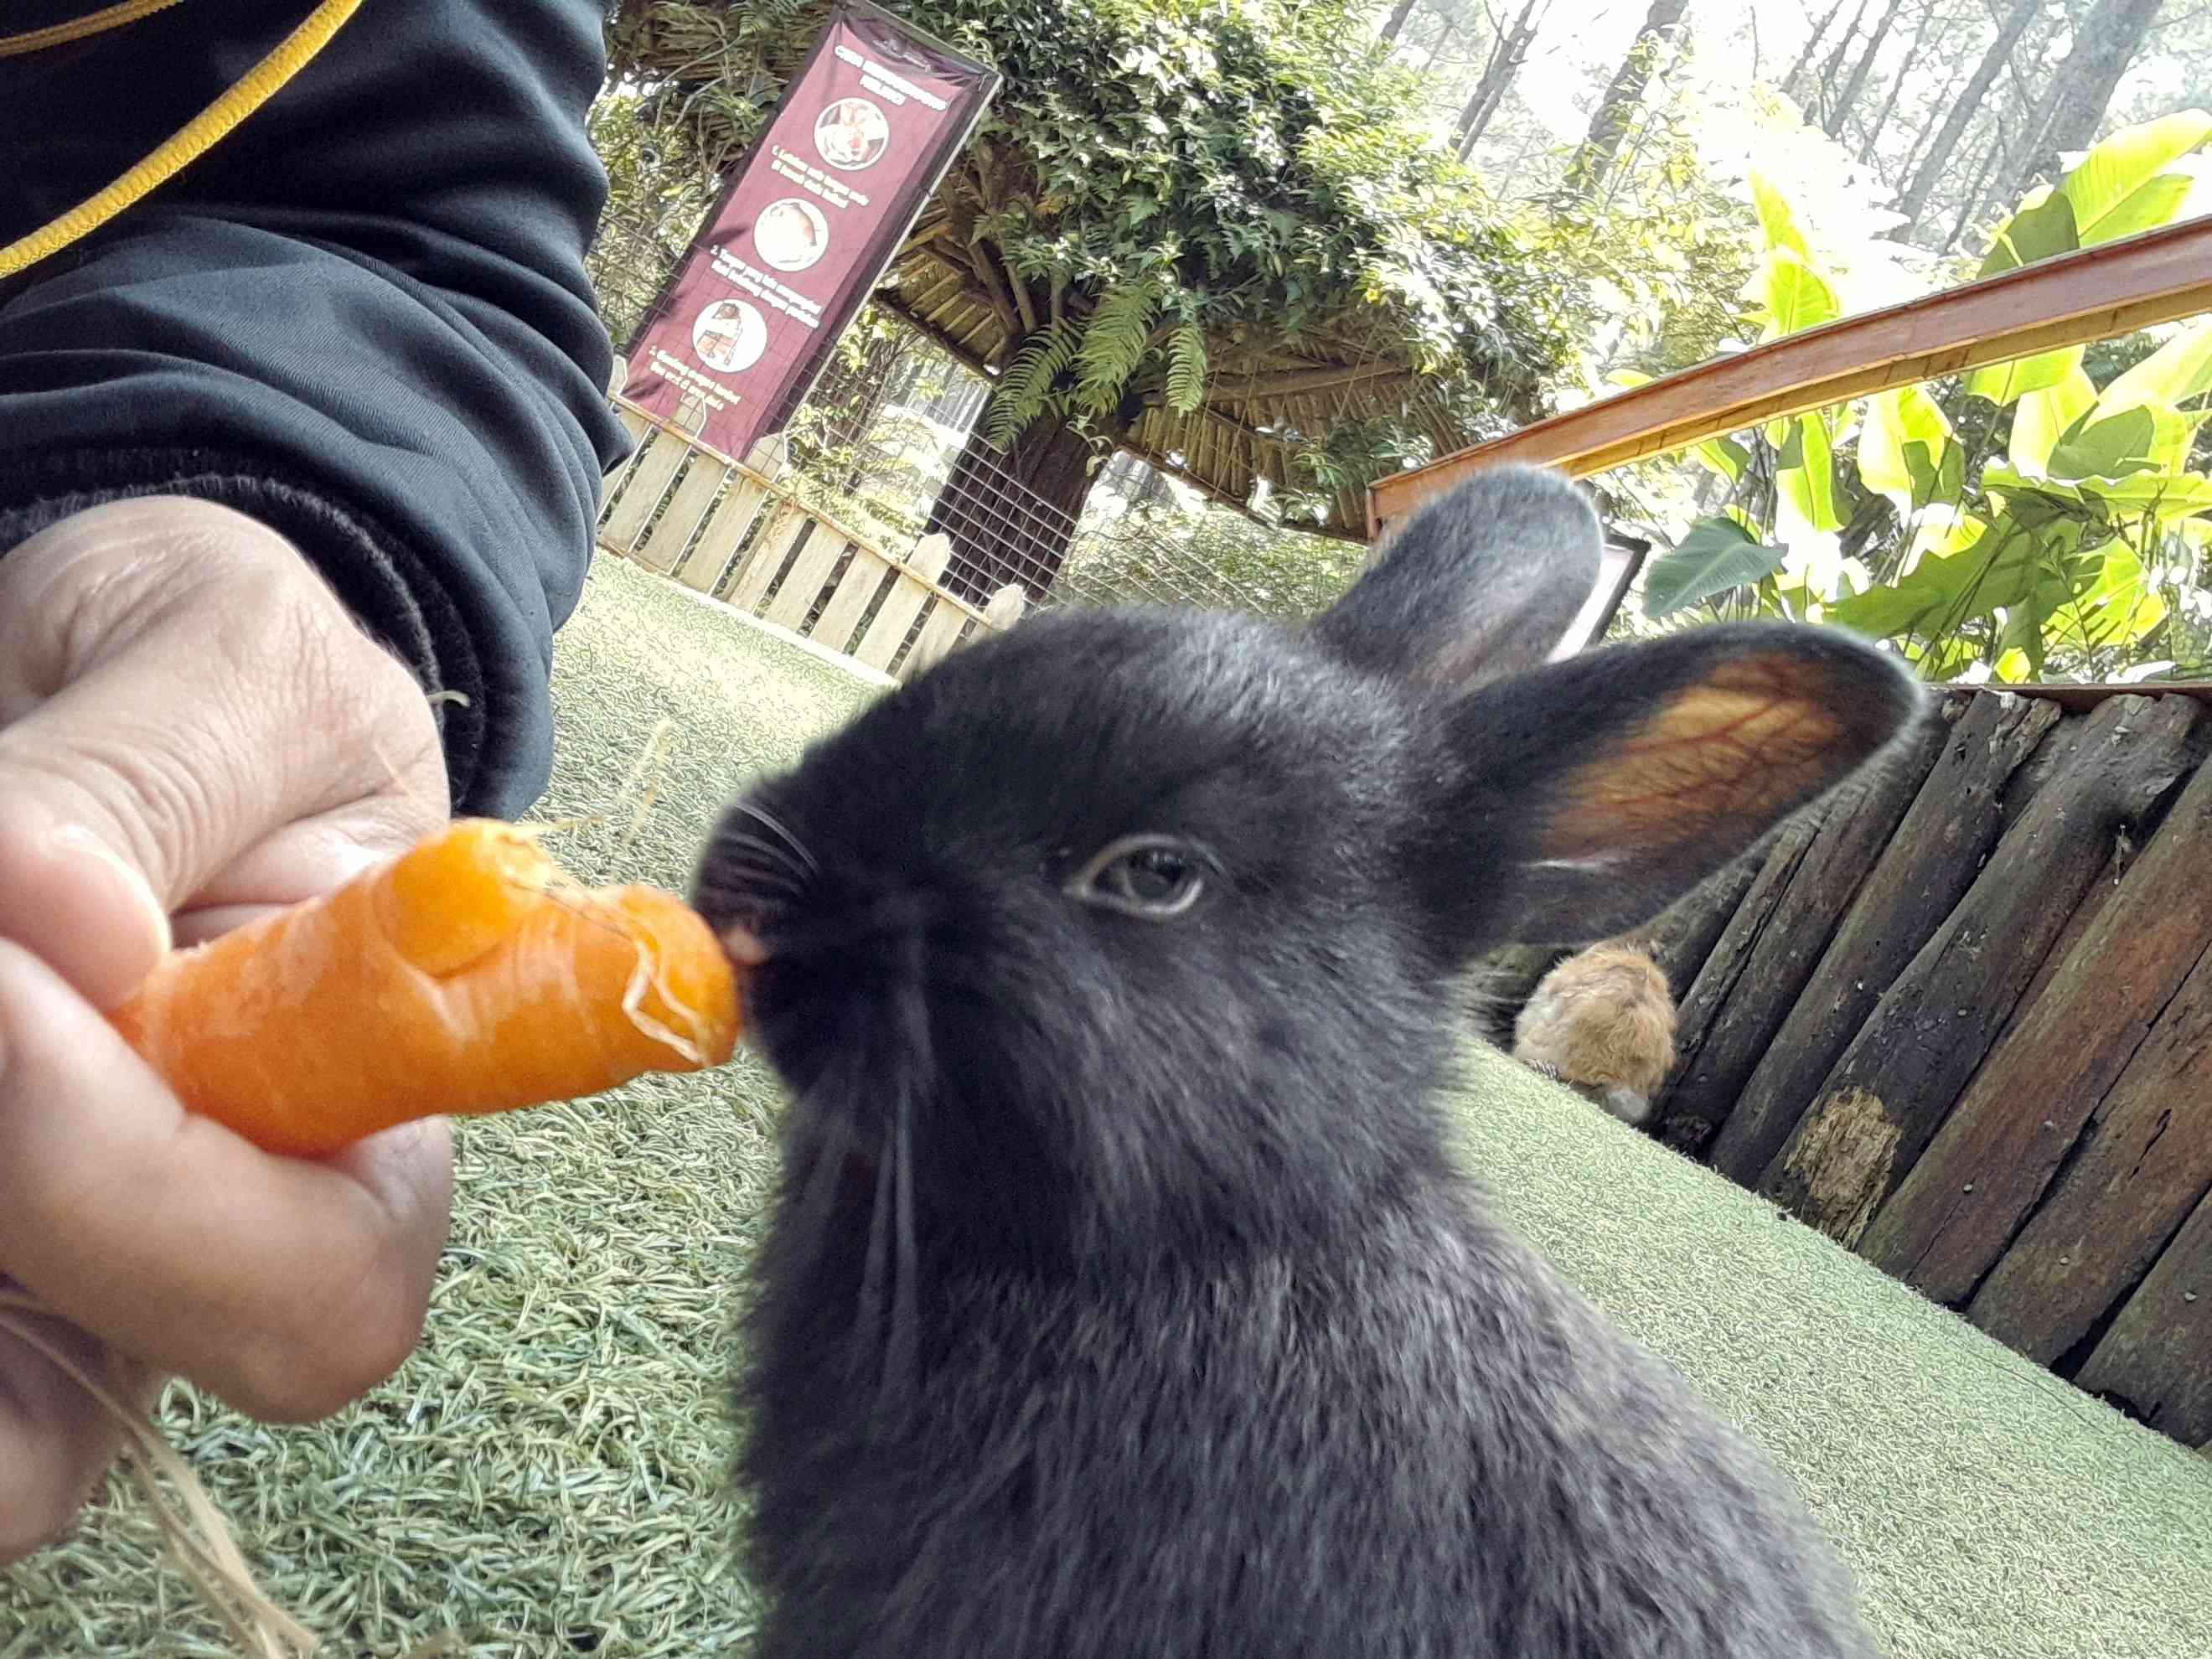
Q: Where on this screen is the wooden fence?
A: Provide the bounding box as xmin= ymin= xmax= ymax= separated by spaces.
xmin=1481 ymin=685 xmax=2212 ymax=1450
xmin=594 ymin=391 xmax=1026 ymax=684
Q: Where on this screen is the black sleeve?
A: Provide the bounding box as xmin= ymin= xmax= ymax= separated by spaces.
xmin=0 ymin=0 xmax=634 ymax=819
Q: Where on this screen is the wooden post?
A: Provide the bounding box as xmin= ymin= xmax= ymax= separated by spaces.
xmin=1708 ymin=693 xmax=2060 ymax=1186
xmin=726 ymin=502 xmax=814 ymax=616
xmin=982 ymin=582 xmax=1030 ymax=631
xmin=2075 ymin=1178 xmax=2212 ymax=1446
xmin=854 ymin=535 xmax=954 ymax=673
xmin=674 ymin=434 xmax=786 ymax=592
xmin=1755 ymin=695 xmax=2201 ymax=1248
xmin=599 ymin=426 xmax=690 ymax=552
xmin=764 ymin=529 xmax=852 ymax=633
xmin=1863 ymin=742 xmax=2212 ymax=1300
xmin=1967 ymin=939 xmax=2212 ymax=1364
xmin=1651 ymin=705 xmax=1950 ymax=1156
xmin=809 ymin=546 xmax=897 ymax=658
xmin=1620 ymin=835 xmax=1774 ymax=995
xmin=1651 ymin=813 xmax=1825 ymax=1143
xmin=630 ymin=454 xmax=730 ymax=575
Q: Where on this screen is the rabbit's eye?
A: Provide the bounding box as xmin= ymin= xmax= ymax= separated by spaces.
xmin=1070 ymin=835 xmax=1210 ymax=919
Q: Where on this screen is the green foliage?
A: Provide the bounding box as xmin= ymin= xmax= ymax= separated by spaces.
xmin=1518 ymin=84 xmax=1763 ymax=391
xmin=607 ymin=0 xmax=1575 ymax=528
xmin=1652 ymin=114 xmax=2212 ymax=685
xmin=1641 ymin=515 xmax=1788 ymax=619
xmin=1072 ymin=281 xmax=1159 ymax=416
xmin=983 ymin=321 xmax=1079 ymax=447
xmin=1977 ymin=111 xmax=2212 ymax=277
xmin=1164 ymin=319 xmax=1209 ymax=414
xmin=583 ymin=90 xmax=726 ymax=344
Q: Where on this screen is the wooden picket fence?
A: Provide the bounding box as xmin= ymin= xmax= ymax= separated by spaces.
xmin=594 ymin=390 xmax=1026 ymax=684
xmin=1482 ymin=683 xmax=2212 ymax=1451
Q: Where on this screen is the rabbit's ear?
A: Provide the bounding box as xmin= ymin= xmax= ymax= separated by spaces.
xmin=1415 ymin=623 xmax=1929 ymax=953
xmin=1313 ymin=464 xmax=1603 ymax=688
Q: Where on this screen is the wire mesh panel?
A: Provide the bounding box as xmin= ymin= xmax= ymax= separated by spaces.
xmin=787 ymin=323 xmax=1280 ymax=618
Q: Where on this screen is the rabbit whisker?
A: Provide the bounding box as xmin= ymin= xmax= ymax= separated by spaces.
xmin=716 ymin=831 xmax=810 ymax=887
xmin=717 ymin=859 xmax=808 ymax=903
xmin=733 ymin=799 xmax=820 ymax=876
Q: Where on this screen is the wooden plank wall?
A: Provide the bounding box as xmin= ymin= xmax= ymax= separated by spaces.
xmin=1484 ymin=686 xmax=2212 ymax=1451
xmin=592 ymin=398 xmax=1022 ymax=682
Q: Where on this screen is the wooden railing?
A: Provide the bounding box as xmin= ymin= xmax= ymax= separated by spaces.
xmin=595 ymin=385 xmax=1026 ymax=685
xmin=1367 ymin=216 xmax=2212 ymax=539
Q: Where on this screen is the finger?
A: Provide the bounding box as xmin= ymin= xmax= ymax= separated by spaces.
xmin=0 ymin=1301 xmax=150 ymax=1564
xmin=0 ymin=942 xmax=453 ymax=1422
xmin=0 ymin=500 xmax=443 ymax=999
xmin=0 ymin=816 xmax=172 ymax=1011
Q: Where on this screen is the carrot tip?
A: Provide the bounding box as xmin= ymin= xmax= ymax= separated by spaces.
xmin=111 ymin=819 xmax=747 ymax=1156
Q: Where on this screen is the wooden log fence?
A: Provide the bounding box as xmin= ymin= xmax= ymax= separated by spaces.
xmin=592 ymin=385 xmax=1026 ymax=683
xmin=1481 ymin=684 xmax=2212 ymax=1450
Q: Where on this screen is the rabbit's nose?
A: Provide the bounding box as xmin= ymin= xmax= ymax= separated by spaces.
xmin=718 ymin=923 xmax=767 ymax=968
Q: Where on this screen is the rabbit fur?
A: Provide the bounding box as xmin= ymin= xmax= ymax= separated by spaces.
xmin=693 ymin=463 xmax=1926 ymax=1658
xmin=1512 ymin=942 xmax=1679 ymax=1124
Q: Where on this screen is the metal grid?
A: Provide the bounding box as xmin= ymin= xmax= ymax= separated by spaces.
xmin=793 ymin=323 xmax=1272 ymax=616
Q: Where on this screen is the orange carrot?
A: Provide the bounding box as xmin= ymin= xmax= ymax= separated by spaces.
xmin=110 ymin=819 xmax=745 ymax=1157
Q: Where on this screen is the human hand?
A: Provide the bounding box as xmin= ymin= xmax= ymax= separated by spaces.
xmin=0 ymin=498 xmax=457 ymax=1563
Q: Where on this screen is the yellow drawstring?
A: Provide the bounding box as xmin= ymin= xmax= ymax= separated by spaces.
xmin=0 ymin=0 xmax=185 ymax=58
xmin=0 ymin=0 xmax=364 ymax=280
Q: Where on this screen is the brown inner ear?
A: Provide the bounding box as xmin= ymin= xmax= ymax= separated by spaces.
xmin=1552 ymin=654 xmax=1850 ymax=852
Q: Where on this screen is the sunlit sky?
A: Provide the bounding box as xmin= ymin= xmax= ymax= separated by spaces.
xmin=1468 ymin=0 xmax=2178 ymax=142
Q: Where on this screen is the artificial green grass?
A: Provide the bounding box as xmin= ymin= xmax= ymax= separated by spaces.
xmin=4 ymin=554 xmax=2209 ymax=1657
xmin=1450 ymin=1047 xmax=2212 ymax=1659
xmin=2 ymin=561 xmax=876 ymax=1659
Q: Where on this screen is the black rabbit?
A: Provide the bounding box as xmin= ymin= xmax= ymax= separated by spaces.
xmin=694 ymin=464 xmax=1923 ymax=1658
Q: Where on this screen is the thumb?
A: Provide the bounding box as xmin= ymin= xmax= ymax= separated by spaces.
xmin=0 ymin=809 xmax=170 ymax=1013
xmin=0 ymin=499 xmax=426 ymax=1008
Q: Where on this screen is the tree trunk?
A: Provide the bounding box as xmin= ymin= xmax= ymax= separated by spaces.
xmin=926 ymin=400 xmax=1134 ymax=605
xmin=2013 ymin=0 xmax=2164 ymax=194
xmin=1379 ymin=0 xmax=1420 ymax=44
xmin=1563 ymin=0 xmax=1689 ymax=196
xmin=1827 ymin=0 xmax=1908 ymax=138
xmin=1455 ymin=0 xmax=1544 ymax=158
xmin=1940 ymin=127 xmax=2005 ymax=254
xmin=1783 ymin=0 xmax=1850 ymax=104
xmin=1894 ymin=0 xmax=2041 ymax=230
xmin=1859 ymin=0 xmax=1944 ymax=167
xmin=1811 ymin=0 xmax=1871 ymax=127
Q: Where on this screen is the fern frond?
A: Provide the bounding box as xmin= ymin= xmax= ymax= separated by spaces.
xmin=984 ymin=321 xmax=1078 ymax=448
xmin=1164 ymin=321 xmax=1208 ymax=415
xmin=1073 ymin=282 xmax=1157 ymax=415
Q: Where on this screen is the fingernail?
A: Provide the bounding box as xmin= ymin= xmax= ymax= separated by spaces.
xmin=50 ymin=826 xmax=173 ymax=964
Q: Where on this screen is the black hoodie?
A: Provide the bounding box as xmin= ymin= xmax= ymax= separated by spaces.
xmin=0 ymin=0 xmax=633 ymax=819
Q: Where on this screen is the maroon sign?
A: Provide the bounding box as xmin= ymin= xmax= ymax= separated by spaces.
xmin=620 ymin=1 xmax=998 ymax=459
